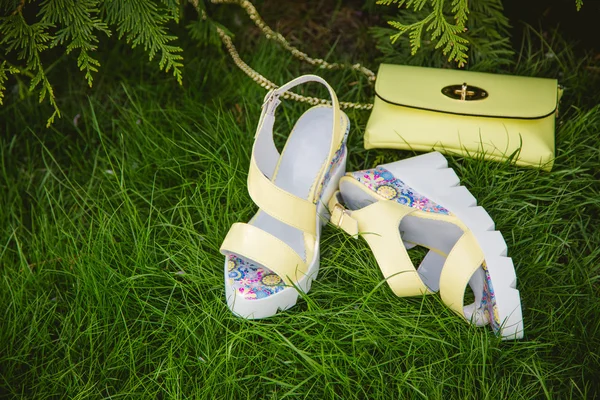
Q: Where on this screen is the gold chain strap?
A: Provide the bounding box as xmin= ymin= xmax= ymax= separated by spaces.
xmin=192 ymin=0 xmax=375 ymax=110
xmin=211 ymin=0 xmax=377 ymax=83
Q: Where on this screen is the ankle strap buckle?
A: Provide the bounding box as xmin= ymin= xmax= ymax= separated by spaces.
xmin=262 ymin=90 xmax=281 ymax=116
xmin=331 ymin=203 xmax=348 ymax=228
xmin=330 ymin=203 xmax=359 ymax=238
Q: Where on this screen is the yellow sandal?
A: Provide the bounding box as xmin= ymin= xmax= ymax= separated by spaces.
xmin=330 ymin=152 xmax=524 ymax=340
xmin=220 ymin=75 xmax=350 ymax=319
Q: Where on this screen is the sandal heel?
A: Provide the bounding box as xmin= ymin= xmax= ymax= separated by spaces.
xmin=486 ymin=256 xmax=517 ymax=289
xmin=482 ymin=253 xmax=523 ymax=339
xmin=476 ymin=231 xmax=508 ymax=257
xmin=384 ymin=151 xmax=448 ymax=170
xmin=495 ymin=287 xmax=524 ymax=339
xmin=437 ymin=186 xmax=477 ymax=209
xmin=453 ymin=206 xmax=495 ymax=232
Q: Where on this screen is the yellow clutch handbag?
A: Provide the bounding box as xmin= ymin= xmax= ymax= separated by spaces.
xmin=364 ymin=64 xmax=563 ymax=171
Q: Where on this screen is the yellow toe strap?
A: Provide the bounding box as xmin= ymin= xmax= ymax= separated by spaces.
xmin=220 ymin=223 xmax=308 ymax=285
xmin=329 ymin=193 xmax=432 ymax=297
xmin=439 ymin=231 xmax=485 ymax=318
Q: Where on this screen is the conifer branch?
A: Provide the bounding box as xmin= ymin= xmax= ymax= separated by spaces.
xmin=0 ymin=13 xmax=60 ymax=126
xmin=10 ymin=0 xmax=25 ymax=15
xmin=378 ymin=0 xmax=470 ymax=66
xmin=0 ymin=61 xmax=20 ymax=105
xmin=161 ymin=0 xmax=182 ymax=21
xmin=40 ymin=0 xmax=111 ymax=87
xmin=0 ymin=0 xmax=187 ymax=125
xmin=101 ymin=0 xmax=184 ymax=84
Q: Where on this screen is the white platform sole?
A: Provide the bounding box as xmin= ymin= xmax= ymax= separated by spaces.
xmin=224 ymin=149 xmax=348 ymax=319
xmin=381 ymin=152 xmax=524 ymax=340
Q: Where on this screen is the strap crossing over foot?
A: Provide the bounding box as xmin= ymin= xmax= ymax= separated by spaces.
xmin=328 ymin=192 xmax=433 ymax=297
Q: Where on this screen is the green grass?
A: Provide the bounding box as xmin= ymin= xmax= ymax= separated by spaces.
xmin=1 ymin=28 xmax=600 ymax=399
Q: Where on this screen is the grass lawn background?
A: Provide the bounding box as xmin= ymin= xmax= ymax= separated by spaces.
xmin=1 ymin=2 xmax=599 ymax=398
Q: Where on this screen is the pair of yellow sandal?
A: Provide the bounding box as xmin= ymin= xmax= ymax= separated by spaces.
xmin=220 ymin=75 xmax=523 ymax=340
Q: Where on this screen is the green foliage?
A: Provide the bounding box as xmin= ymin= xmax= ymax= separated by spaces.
xmin=371 ymin=0 xmax=513 ymax=71
xmin=40 ymin=0 xmax=110 ymax=87
xmin=1 ymin=34 xmax=599 ymax=398
xmin=0 ymin=0 xmax=588 ymax=127
xmin=0 ymin=12 xmax=59 ymax=124
xmin=186 ymin=2 xmax=227 ymax=50
xmin=101 ymin=0 xmax=184 ymax=83
xmin=0 ymin=60 xmax=19 ymax=105
xmin=464 ymin=0 xmax=513 ymax=69
xmin=0 ymin=0 xmax=189 ymax=127
xmin=378 ymin=0 xmax=470 ymax=67
xmin=377 ymin=0 xmax=584 ymax=68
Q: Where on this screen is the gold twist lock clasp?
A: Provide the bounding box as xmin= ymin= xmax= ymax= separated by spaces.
xmin=442 ymin=82 xmax=488 ymax=101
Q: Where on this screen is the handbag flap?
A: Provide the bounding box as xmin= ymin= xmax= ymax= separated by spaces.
xmin=375 ymin=64 xmax=559 ymax=119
